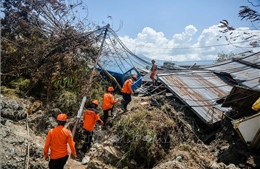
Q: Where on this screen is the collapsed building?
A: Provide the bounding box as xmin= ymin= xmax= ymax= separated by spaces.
xmin=80 ymin=25 xmax=260 ymax=150
xmin=141 ymin=51 xmax=260 ymax=149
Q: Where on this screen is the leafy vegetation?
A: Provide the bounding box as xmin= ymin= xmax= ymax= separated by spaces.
xmin=215 ymin=52 xmax=235 ymax=62
xmin=1 ymin=0 xmax=104 ymax=109
xmin=113 ymin=106 xmax=176 ymax=168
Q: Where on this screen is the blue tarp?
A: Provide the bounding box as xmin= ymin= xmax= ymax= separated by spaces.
xmin=98 ymin=55 xmax=150 ymax=73
xmin=97 ymin=55 xmax=145 ymax=90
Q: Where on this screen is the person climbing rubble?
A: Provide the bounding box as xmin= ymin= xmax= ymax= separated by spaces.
xmin=102 ymin=86 xmax=120 ymax=126
xmin=150 ymin=59 xmax=157 ymax=85
xmin=43 ymin=113 xmax=76 ymax=169
xmin=121 ymin=75 xmax=138 ymax=112
xmin=79 ymin=100 xmax=104 ymax=155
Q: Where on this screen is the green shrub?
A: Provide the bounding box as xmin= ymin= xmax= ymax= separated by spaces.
xmin=55 ymin=90 xmax=78 ymax=113
xmin=114 ymin=107 xmax=175 ymax=168
xmin=10 ymin=77 xmax=31 ymax=91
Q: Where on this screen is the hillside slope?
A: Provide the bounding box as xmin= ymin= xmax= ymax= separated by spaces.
xmin=1 ymin=95 xmax=259 ymax=169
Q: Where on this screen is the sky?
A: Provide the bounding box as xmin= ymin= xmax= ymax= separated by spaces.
xmin=76 ymin=0 xmax=260 ymax=62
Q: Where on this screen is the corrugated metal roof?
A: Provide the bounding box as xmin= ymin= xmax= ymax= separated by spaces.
xmin=157 ymin=70 xmax=232 ymax=125
xmin=202 ymin=51 xmax=260 ymax=90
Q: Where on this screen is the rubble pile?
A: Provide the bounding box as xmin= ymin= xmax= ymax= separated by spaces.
xmin=1 ymin=95 xmax=259 ymax=169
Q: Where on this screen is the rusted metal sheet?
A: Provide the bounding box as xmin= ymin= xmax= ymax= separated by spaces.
xmin=157 ymin=70 xmax=232 ymax=125
xmin=202 ymin=51 xmax=260 ymax=90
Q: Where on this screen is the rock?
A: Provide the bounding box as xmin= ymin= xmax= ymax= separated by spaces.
xmin=65 ymin=158 xmax=86 ymax=169
xmin=0 ymin=120 xmax=46 ymax=169
xmin=0 ymin=97 xmax=27 ymax=120
xmin=227 ymin=163 xmax=238 ymax=169
xmin=27 ymin=100 xmax=42 ymax=114
xmin=81 ymin=156 xmax=90 ymax=165
xmin=143 ymin=134 xmax=154 ymax=142
xmin=102 ymin=146 xmax=123 ymax=164
xmin=87 ymin=143 xmax=103 ymax=158
xmin=210 ymin=162 xmax=219 ymax=169
xmin=220 ymin=145 xmax=229 ymax=151
xmin=152 ymin=160 xmax=186 ymax=169
xmin=176 ymin=155 xmax=182 ymax=161
xmin=87 ymin=159 xmax=112 ymax=169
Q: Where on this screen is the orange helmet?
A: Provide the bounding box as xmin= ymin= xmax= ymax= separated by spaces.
xmin=107 ymin=86 xmax=114 ymax=92
xmin=57 ymin=113 xmax=67 ymax=121
xmin=132 ymin=75 xmax=138 ymax=81
xmin=92 ymin=100 xmax=99 ymax=105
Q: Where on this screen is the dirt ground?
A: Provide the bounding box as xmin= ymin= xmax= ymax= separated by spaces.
xmin=1 ymin=95 xmax=260 ymax=169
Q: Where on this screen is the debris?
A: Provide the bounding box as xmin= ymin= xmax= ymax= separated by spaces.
xmin=140 ymin=102 xmax=149 ymax=106
xmin=232 ymin=112 xmax=260 ymax=149
xmin=81 ymin=156 xmax=90 ymax=165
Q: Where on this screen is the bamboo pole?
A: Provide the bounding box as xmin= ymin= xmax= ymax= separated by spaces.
xmin=71 ymin=24 xmax=110 ymax=137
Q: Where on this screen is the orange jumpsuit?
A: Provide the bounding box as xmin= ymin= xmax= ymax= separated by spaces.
xmin=83 ymin=108 xmax=102 ymax=131
xmin=43 ymin=126 xmax=76 ymax=160
xmin=81 ymin=108 xmax=103 ymax=153
xmin=102 ymin=92 xmax=119 ymax=111
xmin=102 ymin=92 xmax=119 ymax=124
xmin=121 ymin=79 xmax=134 ymax=111
xmin=121 ymin=79 xmax=134 ymax=94
xmin=150 ymin=64 xmax=157 ymax=84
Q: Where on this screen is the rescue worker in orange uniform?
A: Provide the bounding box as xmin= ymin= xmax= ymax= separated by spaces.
xmin=80 ymin=100 xmax=103 ymax=154
xmin=150 ymin=59 xmax=157 ymax=85
xmin=121 ymin=75 xmax=138 ymax=112
xmin=102 ymin=86 xmax=120 ymax=125
xmin=44 ymin=113 xmax=76 ymax=169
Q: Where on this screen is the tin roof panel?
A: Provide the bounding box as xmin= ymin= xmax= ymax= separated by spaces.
xmin=202 ymin=51 xmax=260 ymax=90
xmin=158 ymin=71 xmax=232 ymax=124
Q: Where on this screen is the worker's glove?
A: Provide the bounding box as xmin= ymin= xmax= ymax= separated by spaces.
xmin=100 ymin=121 xmax=104 ymax=125
xmin=71 ymin=154 xmax=76 ymax=160
xmin=98 ymin=120 xmax=104 ymax=125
